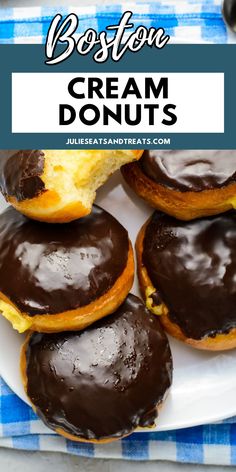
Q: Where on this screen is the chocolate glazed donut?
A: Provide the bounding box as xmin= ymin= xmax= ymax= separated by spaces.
xmin=122 ymin=150 xmax=236 ymax=220
xmin=136 ymin=211 xmax=236 ymax=350
xmin=140 ymin=150 xmax=236 ymax=191
xmin=0 ymin=149 xmax=143 ymax=223
xmin=0 ymin=205 xmax=134 ymax=333
xmin=0 ymin=150 xmax=45 ymax=201
xmin=21 ymin=294 xmax=173 ymax=443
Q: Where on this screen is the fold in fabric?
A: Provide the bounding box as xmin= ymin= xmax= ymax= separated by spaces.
xmin=0 ymin=1 xmax=234 ymax=44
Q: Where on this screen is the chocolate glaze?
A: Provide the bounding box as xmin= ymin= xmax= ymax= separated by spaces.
xmin=143 ymin=211 xmax=236 ymax=340
xmin=0 ymin=206 xmax=129 ymax=315
xmin=140 ymin=150 xmax=236 ymax=192
xmin=0 ymin=150 xmax=45 ymax=201
xmin=223 ymin=0 xmax=236 ymax=31
xmin=25 ymin=294 xmax=172 ymax=440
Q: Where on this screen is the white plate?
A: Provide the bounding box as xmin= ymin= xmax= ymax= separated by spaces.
xmin=1 ymin=171 xmax=236 ymax=432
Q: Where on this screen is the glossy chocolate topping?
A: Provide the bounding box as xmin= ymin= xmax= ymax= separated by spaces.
xmin=140 ymin=150 xmax=236 ymax=192
xmin=0 ymin=206 xmax=129 ymax=315
xmin=25 ymin=294 xmax=172 ymax=440
xmin=0 ymin=150 xmax=45 ymax=201
xmin=143 ymin=211 xmax=236 ymax=340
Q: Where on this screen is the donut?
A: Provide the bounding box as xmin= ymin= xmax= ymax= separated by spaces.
xmin=0 ymin=149 xmax=143 ymax=223
xmin=136 ymin=211 xmax=236 ymax=350
xmin=223 ymin=0 xmax=236 ymax=31
xmin=0 ymin=205 xmax=134 ymax=333
xmin=122 ymin=150 xmax=236 ymax=220
xmin=21 ymin=294 xmax=173 ymax=443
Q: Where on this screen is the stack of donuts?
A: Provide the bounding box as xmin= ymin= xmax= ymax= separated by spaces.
xmin=1 ymin=148 xmax=236 ymax=442
xmin=122 ymin=150 xmax=236 ymax=351
xmin=0 ymin=149 xmax=173 ymax=443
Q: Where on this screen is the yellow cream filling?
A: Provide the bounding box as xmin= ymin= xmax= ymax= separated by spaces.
xmin=145 ymin=286 xmax=167 ymax=316
xmin=228 ymin=196 xmax=236 ymax=209
xmin=0 ymin=300 xmax=31 ymax=333
xmin=42 ymin=150 xmax=141 ymax=213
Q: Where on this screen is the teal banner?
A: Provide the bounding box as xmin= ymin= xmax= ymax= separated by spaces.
xmin=0 ymin=44 xmax=234 ymax=149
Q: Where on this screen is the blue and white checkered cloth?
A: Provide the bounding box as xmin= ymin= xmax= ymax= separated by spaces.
xmin=0 ymin=1 xmax=235 ymax=45
xmin=1 ymin=0 xmax=236 ymax=463
xmin=1 ymin=376 xmax=236 ymax=464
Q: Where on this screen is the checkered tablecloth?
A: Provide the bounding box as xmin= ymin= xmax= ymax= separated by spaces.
xmin=1 ymin=377 xmax=236 ymax=464
xmin=0 ymin=1 xmax=235 ymax=44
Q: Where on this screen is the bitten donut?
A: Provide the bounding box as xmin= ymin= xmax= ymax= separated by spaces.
xmin=122 ymin=150 xmax=236 ymax=220
xmin=0 ymin=149 xmax=143 ymax=223
xmin=136 ymin=211 xmax=236 ymax=351
xmin=21 ymin=294 xmax=172 ymax=443
xmin=0 ymin=205 xmax=134 ymax=333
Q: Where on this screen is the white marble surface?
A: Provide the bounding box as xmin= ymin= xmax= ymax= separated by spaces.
xmin=0 ymin=449 xmax=235 ymax=472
